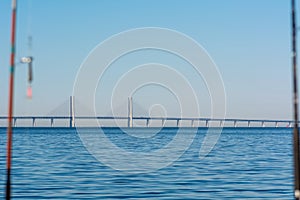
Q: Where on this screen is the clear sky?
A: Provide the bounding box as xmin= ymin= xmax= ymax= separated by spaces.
xmin=0 ymin=0 xmax=294 ymax=120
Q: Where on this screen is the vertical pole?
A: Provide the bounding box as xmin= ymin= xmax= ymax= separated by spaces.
xmin=219 ymin=120 xmax=223 ymax=127
xmin=13 ymin=118 xmax=16 ymax=127
xmin=162 ymin=119 xmax=165 ymax=127
xmin=32 ymin=118 xmax=35 ymax=127
xmin=176 ymin=119 xmax=180 ymax=127
xmin=69 ymin=96 xmax=72 ymax=127
xmin=69 ymin=96 xmax=75 ymax=127
xmin=128 ymin=97 xmax=130 ymax=127
xmin=6 ymin=1 xmax=17 ymax=199
xmin=128 ymin=97 xmax=133 ymax=127
xmin=292 ymin=0 xmax=300 ymax=199
xmin=51 ymin=118 xmax=54 ymax=127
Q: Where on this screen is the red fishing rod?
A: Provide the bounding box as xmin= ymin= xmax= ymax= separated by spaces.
xmin=6 ymin=0 xmax=17 ymax=199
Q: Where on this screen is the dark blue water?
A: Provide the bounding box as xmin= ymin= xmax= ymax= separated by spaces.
xmin=0 ymin=128 xmax=294 ymax=199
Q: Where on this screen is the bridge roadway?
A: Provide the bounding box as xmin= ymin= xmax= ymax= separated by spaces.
xmin=0 ymin=116 xmax=296 ymax=128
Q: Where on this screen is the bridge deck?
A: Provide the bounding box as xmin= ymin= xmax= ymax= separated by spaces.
xmin=0 ymin=116 xmax=296 ymax=128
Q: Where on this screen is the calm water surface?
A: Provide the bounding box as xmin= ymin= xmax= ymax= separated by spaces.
xmin=0 ymin=128 xmax=294 ymax=199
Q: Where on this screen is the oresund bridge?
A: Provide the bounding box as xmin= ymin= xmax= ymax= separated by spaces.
xmin=0 ymin=96 xmax=295 ymax=128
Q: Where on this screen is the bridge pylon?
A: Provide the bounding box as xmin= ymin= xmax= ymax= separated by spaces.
xmin=128 ymin=97 xmax=133 ymax=127
xmin=69 ymin=96 xmax=75 ymax=127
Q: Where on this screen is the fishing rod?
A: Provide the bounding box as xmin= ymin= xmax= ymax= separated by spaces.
xmin=292 ymin=0 xmax=300 ymax=199
xmin=6 ymin=0 xmax=17 ymax=199
xmin=5 ymin=0 xmax=34 ymax=198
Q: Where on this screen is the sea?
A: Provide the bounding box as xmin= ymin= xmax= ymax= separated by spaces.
xmin=0 ymin=127 xmax=294 ymax=199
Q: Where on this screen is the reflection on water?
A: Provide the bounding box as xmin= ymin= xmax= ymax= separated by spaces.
xmin=0 ymin=128 xmax=293 ymax=199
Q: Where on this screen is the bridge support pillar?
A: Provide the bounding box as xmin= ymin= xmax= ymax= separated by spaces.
xmin=13 ymin=118 xmax=17 ymax=127
xmin=248 ymin=121 xmax=250 ymax=127
xmin=32 ymin=118 xmax=36 ymax=127
xmin=51 ymin=118 xmax=54 ymax=127
xmin=162 ymin=119 xmax=165 ymax=127
xmin=275 ymin=122 xmax=278 ymax=128
xmin=146 ymin=119 xmax=150 ymax=127
xmin=219 ymin=120 xmax=224 ymax=127
xmin=262 ymin=121 xmax=265 ymax=127
xmin=191 ymin=120 xmax=194 ymax=127
xmin=206 ymin=120 xmax=209 ymax=128
xmin=234 ymin=121 xmax=237 ymax=128
xmin=69 ymin=96 xmax=75 ymax=128
xmin=177 ymin=119 xmax=180 ymax=127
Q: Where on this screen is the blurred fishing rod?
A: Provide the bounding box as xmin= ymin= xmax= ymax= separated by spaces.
xmin=5 ymin=0 xmax=34 ymax=199
xmin=5 ymin=0 xmax=17 ymax=199
xmin=292 ymin=0 xmax=300 ymax=199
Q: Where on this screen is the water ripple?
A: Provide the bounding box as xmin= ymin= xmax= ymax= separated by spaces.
xmin=0 ymin=128 xmax=294 ymax=199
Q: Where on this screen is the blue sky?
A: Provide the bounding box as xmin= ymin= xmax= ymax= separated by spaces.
xmin=0 ymin=0 xmax=293 ymax=120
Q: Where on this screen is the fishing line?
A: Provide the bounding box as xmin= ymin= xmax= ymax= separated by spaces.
xmin=21 ymin=0 xmax=33 ymax=99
